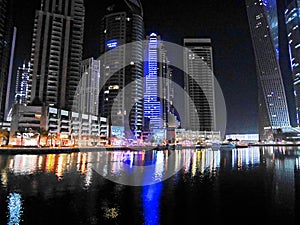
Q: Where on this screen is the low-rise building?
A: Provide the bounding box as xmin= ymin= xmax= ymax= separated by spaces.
xmin=9 ymin=104 xmax=107 ymax=147
xmin=175 ymin=129 xmax=221 ymax=146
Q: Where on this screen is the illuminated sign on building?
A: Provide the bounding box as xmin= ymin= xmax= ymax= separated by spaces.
xmin=106 ymin=39 xmax=118 ymax=49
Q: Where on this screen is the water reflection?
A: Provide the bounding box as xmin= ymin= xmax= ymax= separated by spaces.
xmin=0 ymin=147 xmax=300 ymax=224
xmin=7 ymin=193 xmax=23 ymax=225
xmin=0 ymin=148 xmax=262 ymax=185
xmin=142 ymin=182 xmax=162 ymax=225
xmin=0 ymin=147 xmax=295 ymax=186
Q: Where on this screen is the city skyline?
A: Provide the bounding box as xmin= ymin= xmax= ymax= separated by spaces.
xmin=9 ymin=0 xmax=269 ymax=134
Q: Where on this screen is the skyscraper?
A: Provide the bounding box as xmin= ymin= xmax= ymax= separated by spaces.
xmin=183 ymin=38 xmax=216 ymax=132
xmin=99 ymin=0 xmax=144 ymax=139
xmin=144 ymin=33 xmax=162 ymax=130
xmin=28 ymin=0 xmax=85 ymax=110
xmin=144 ymin=33 xmax=174 ymax=130
xmin=15 ymin=61 xmax=30 ymax=105
xmin=0 ymin=0 xmax=15 ymax=122
xmin=78 ymin=57 xmax=100 ymax=116
xmin=285 ymin=0 xmax=300 ymax=126
xmin=246 ymin=0 xmax=291 ymax=140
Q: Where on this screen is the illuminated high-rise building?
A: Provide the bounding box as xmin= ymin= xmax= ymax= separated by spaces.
xmin=144 ymin=33 xmax=174 ymax=131
xmin=0 ymin=0 xmax=15 ymax=122
xmin=183 ymin=38 xmax=216 ymax=132
xmin=285 ymin=0 xmax=300 ymax=126
xmin=78 ymin=58 xmax=100 ymax=116
xmin=99 ymin=0 xmax=144 ymax=138
xmin=246 ymin=0 xmax=291 ymax=140
xmin=144 ymin=33 xmax=162 ymax=130
xmin=28 ymin=0 xmax=85 ymax=110
xmin=15 ymin=62 xmax=30 ymax=105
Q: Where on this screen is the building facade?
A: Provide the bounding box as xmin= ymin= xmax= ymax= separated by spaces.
xmin=9 ymin=105 xmax=107 ymax=147
xmin=15 ymin=62 xmax=30 ymax=105
xmin=99 ymin=0 xmax=144 ymax=139
xmin=0 ymin=0 xmax=15 ymax=122
xmin=246 ymin=0 xmax=291 ymax=140
xmin=183 ymin=38 xmax=216 ymax=132
xmin=28 ymin=0 xmax=85 ymax=110
xmin=78 ymin=58 xmax=100 ymax=116
xmin=144 ymin=33 xmax=163 ymax=130
xmin=285 ymin=0 xmax=300 ymax=126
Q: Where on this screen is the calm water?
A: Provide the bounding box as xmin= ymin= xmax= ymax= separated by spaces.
xmin=0 ymin=146 xmax=300 ymax=225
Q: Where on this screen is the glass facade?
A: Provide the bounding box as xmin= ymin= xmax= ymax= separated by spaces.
xmin=15 ymin=62 xmax=30 ymax=105
xmin=263 ymin=0 xmax=280 ymax=58
xmin=285 ymin=0 xmax=300 ymax=126
xmin=183 ymin=38 xmax=216 ymax=132
xmin=246 ymin=0 xmax=291 ymax=140
xmin=78 ymin=58 xmax=100 ymax=116
xmin=144 ymin=33 xmax=162 ymax=130
xmin=99 ymin=0 xmax=144 ymax=138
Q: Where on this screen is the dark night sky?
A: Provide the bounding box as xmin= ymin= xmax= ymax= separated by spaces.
xmin=11 ymin=0 xmax=259 ymax=134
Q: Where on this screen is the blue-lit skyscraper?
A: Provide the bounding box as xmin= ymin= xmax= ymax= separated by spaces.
xmin=285 ymin=0 xmax=300 ymax=126
xmin=144 ymin=33 xmax=163 ymax=130
xmin=246 ymin=0 xmax=291 ymax=141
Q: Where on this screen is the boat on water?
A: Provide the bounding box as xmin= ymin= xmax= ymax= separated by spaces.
xmin=210 ymin=141 xmax=235 ymax=150
xmin=218 ymin=142 xmax=236 ymax=150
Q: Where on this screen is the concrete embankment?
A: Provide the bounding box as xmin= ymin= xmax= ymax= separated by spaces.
xmin=0 ymin=146 xmax=166 ymax=155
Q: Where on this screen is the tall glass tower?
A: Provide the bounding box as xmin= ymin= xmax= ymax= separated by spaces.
xmin=28 ymin=0 xmax=85 ymax=110
xmin=246 ymin=0 xmax=291 ymax=140
xmin=99 ymin=0 xmax=144 ymax=139
xmin=79 ymin=58 xmax=100 ymax=116
xmin=183 ymin=38 xmax=216 ymax=132
xmin=144 ymin=33 xmax=163 ymax=130
xmin=285 ymin=0 xmax=300 ymax=126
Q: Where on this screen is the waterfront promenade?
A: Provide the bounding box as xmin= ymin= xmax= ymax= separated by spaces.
xmin=0 ymin=145 xmax=177 ymax=154
xmin=1 ymin=142 xmax=300 ymax=155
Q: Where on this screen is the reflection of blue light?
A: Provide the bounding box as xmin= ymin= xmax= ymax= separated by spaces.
xmin=106 ymin=39 xmax=118 ymax=49
xmin=142 ymin=182 xmax=162 ymax=225
xmin=123 ymin=151 xmax=134 ymax=168
xmin=7 ymin=193 xmax=22 ymax=225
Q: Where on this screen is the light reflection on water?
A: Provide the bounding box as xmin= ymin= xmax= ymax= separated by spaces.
xmin=142 ymin=182 xmax=162 ymax=225
xmin=0 ymin=146 xmax=299 ymax=224
xmin=7 ymin=193 xmax=22 ymax=225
